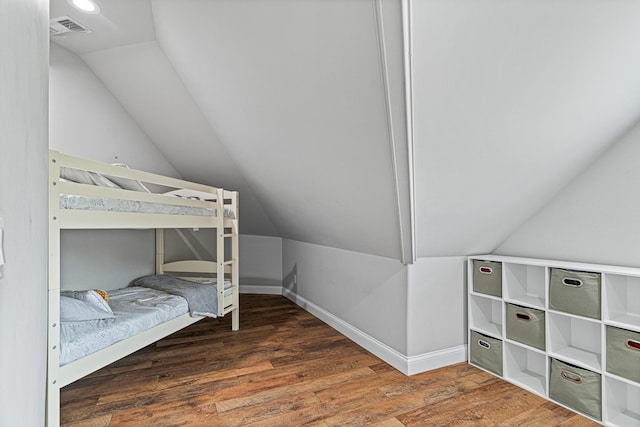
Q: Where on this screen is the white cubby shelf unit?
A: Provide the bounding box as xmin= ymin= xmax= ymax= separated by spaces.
xmin=468 ymin=255 xmax=640 ymax=427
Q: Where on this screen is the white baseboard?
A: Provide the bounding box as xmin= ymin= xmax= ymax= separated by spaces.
xmin=406 ymin=345 xmax=467 ymax=375
xmin=282 ymin=288 xmax=466 ymax=376
xmin=239 ymin=284 xmax=283 ymax=295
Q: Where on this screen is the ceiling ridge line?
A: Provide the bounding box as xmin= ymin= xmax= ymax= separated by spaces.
xmin=401 ymin=0 xmax=416 ymax=264
xmin=373 ymin=0 xmax=414 ymax=265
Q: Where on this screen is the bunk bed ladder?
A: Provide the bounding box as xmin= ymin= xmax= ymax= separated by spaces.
xmin=217 ymin=189 xmax=239 ymax=331
xmin=155 ymin=188 xmax=239 ymax=331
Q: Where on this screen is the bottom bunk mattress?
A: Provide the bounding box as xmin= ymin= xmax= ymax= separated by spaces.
xmin=60 ymin=275 xmax=234 ymax=366
xmin=60 ymin=286 xmax=189 ymax=366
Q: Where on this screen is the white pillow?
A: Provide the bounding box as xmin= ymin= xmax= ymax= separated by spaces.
xmin=60 ymin=295 xmax=115 ymax=322
xmin=107 ymin=163 xmax=151 ymax=193
xmin=163 ymin=188 xmax=215 ymax=201
xmin=60 ymin=289 xmax=114 ymax=318
xmin=60 ymin=167 xmax=121 ymax=188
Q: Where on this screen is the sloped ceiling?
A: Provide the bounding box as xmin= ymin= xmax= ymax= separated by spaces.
xmin=412 ymin=0 xmax=640 ymax=257
xmin=50 ymin=0 xmax=406 ymax=259
xmin=151 ymin=0 xmax=404 ymax=258
xmin=50 ymin=0 xmax=640 ymax=261
xmin=81 ymin=42 xmax=279 ymax=236
xmin=495 ymin=118 xmax=640 ymax=267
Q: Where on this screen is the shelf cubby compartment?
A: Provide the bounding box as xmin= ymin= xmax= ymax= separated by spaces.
xmin=503 ymin=263 xmax=545 ymax=309
xmin=504 ymin=341 xmax=546 ymax=397
xmin=604 ymin=273 xmax=640 ymax=331
xmin=548 ymin=311 xmax=602 ymax=372
xmin=469 ymin=294 xmax=503 ymax=339
xmin=606 ymin=376 xmax=640 ymax=427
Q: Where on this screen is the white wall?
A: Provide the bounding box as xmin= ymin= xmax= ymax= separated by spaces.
xmin=50 ymin=44 xmax=284 ymax=290
xmin=81 ymin=41 xmax=279 ymax=237
xmin=239 ymin=235 xmax=282 ymax=288
xmin=162 ymin=231 xmax=283 ymax=291
xmin=49 ymin=43 xmax=184 ymax=290
xmin=0 ymin=0 xmax=48 ymax=424
xmin=282 ymin=239 xmax=408 ymax=355
xmin=407 ymin=257 xmax=467 ymax=372
xmin=411 ymin=0 xmax=640 ymax=257
xmin=154 ymin=0 xmax=404 ymax=259
xmin=61 ymin=232 xmax=283 ymax=293
xmin=277 ymin=242 xmax=468 ymax=374
xmin=60 ymin=230 xmax=156 ymax=291
xmin=496 ymin=118 xmax=640 ymax=268
xmin=49 ymin=43 xmax=179 ymax=176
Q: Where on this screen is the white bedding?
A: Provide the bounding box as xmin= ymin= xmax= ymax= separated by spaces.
xmin=60 ymin=282 xmax=234 ymax=366
xmin=60 ymin=194 xmax=234 ymax=217
xmin=60 ymin=287 xmax=188 ymax=366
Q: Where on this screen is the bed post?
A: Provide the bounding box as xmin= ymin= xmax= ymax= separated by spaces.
xmin=155 ymin=229 xmax=164 ymax=275
xmin=231 ymin=192 xmax=239 ymax=331
xmin=216 ymin=189 xmax=226 ymax=318
xmin=215 ymin=189 xmax=239 ymax=331
xmin=47 ymin=151 xmax=61 ymax=427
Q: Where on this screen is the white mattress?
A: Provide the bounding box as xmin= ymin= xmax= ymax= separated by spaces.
xmin=60 ymin=287 xmax=188 ymax=366
xmin=60 ymin=283 xmax=234 ymax=366
xmin=60 ymin=194 xmax=234 ymax=217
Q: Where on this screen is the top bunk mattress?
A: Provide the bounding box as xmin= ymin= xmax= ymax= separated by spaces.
xmin=60 ymin=194 xmax=234 ymax=217
xmin=52 ymin=152 xmax=238 ymax=221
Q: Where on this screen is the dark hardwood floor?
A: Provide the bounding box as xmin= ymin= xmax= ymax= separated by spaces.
xmin=61 ymin=295 xmax=598 ymax=426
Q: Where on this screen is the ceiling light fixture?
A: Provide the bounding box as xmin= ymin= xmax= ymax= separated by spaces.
xmin=67 ymin=0 xmax=101 ymax=14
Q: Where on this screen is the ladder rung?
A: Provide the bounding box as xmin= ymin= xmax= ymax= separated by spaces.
xmin=222 ymin=305 xmax=237 ymax=315
xmin=223 ymin=260 xmax=234 ymax=265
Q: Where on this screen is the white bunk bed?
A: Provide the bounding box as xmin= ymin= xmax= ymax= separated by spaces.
xmin=47 ymin=150 xmax=239 ymax=427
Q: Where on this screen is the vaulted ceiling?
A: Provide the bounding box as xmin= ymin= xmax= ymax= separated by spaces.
xmin=50 ymin=0 xmax=640 ymax=262
xmin=50 ymin=0 xmax=407 ymax=260
xmin=411 ymin=0 xmax=640 ymax=257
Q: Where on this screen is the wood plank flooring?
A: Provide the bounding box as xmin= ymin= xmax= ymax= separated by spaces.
xmin=61 ymin=295 xmax=598 ymax=426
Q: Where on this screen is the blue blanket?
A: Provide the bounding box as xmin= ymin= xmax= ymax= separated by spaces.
xmin=134 ymin=275 xmax=218 ymax=318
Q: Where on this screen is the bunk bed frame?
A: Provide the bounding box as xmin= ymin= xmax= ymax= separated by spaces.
xmin=46 ymin=150 xmax=239 ymax=427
